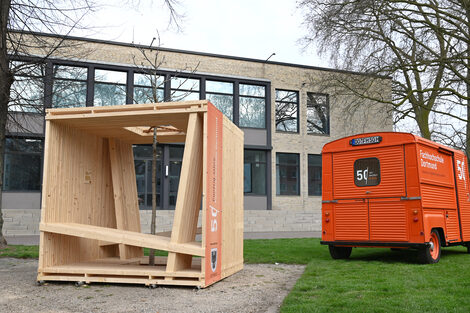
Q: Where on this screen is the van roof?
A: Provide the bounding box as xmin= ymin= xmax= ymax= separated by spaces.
xmin=322 ymin=132 xmax=463 ymax=155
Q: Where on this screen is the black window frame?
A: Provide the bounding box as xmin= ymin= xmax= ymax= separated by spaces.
xmin=308 ymin=154 xmax=322 ymax=196
xmin=275 ymin=89 xmax=299 ymax=133
xmin=307 ymin=92 xmax=330 ymax=136
xmin=206 ymin=79 xmax=234 ymax=121
xmin=93 ymin=68 xmax=128 ymax=106
xmin=238 ymin=83 xmax=266 ymax=129
xmin=244 ymin=149 xmax=267 ymax=195
xmin=9 ymin=61 xmax=46 ymax=114
xmin=132 ymin=72 xmax=165 ymax=104
xmin=51 ymin=64 xmax=88 ymax=108
xmin=2 ymin=136 xmax=44 ymax=192
xmin=276 ymin=152 xmax=300 ymax=196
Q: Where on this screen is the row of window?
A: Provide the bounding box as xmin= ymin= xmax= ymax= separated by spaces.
xmin=275 ymin=90 xmax=330 ymax=135
xmin=9 ymin=62 xmax=331 ymax=134
xmin=276 ymin=153 xmax=322 ymax=196
xmin=9 ymin=62 xmax=267 ymax=129
xmin=2 ymin=138 xmax=323 ymax=199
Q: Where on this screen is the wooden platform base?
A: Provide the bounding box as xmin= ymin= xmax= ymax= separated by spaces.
xmin=38 ymin=256 xmax=203 ymax=287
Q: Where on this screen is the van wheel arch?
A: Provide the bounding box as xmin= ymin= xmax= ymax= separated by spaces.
xmin=419 ymin=229 xmax=442 ymax=264
xmin=433 ymin=228 xmax=446 ymax=247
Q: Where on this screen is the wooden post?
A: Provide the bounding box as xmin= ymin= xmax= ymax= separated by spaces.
xmin=149 ymin=126 xmax=157 ymax=266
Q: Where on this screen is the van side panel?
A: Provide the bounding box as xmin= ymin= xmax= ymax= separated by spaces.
xmin=332 ymin=146 xmax=405 ymax=199
xmin=453 ymin=153 xmax=470 ymax=242
xmin=417 ymin=143 xmax=459 ymax=242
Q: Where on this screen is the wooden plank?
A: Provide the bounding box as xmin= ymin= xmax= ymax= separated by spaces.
xmin=46 ymin=100 xmax=207 ymax=115
xmin=37 ymin=275 xmax=202 ymax=287
xmin=42 ymin=262 xmax=202 ymax=278
xmin=40 ymin=223 xmax=204 ymax=256
xmin=166 ymin=112 xmax=204 ymax=274
xmin=108 ymin=138 xmax=143 ymax=259
xmin=220 ymin=120 xmax=244 ymax=279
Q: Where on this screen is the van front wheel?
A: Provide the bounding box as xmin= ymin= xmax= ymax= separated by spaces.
xmin=328 ymin=245 xmax=352 ymax=259
xmin=419 ymin=230 xmax=441 ymax=264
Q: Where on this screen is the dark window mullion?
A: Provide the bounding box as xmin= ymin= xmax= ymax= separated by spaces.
xmin=86 ymin=66 xmax=94 ymax=107
xmin=233 ymin=81 xmax=239 ymax=126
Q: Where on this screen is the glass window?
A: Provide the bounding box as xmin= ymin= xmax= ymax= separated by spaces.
xmin=354 ymin=158 xmax=381 ymax=187
xmin=133 ymin=145 xmax=162 ymax=210
xmin=206 ymin=80 xmax=234 ymax=120
xmin=239 ymin=84 xmax=266 ymax=128
xmin=308 ymin=154 xmax=322 ymax=196
xmin=168 ymin=146 xmax=184 ymax=208
xmin=244 ymin=150 xmax=267 ymax=195
xmin=9 ymin=62 xmax=45 ymax=113
xmin=276 ymin=153 xmax=300 ymax=195
xmin=52 ymin=65 xmax=87 ymax=108
xmin=276 ymin=90 xmax=298 ymax=132
xmin=3 ymin=138 xmax=43 ymax=191
xmin=94 ymin=69 xmax=127 ymax=106
xmin=170 ymin=77 xmax=200 ymax=101
xmin=133 ymin=73 xmax=164 ymax=103
xmin=307 ymin=93 xmax=329 ymax=135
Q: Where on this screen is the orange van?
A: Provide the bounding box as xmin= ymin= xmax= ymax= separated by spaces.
xmin=321 ymin=132 xmax=470 ymax=263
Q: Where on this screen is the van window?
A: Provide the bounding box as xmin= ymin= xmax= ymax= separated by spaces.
xmin=354 ymin=158 xmax=380 ymax=187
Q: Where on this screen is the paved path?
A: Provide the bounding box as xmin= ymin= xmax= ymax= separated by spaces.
xmin=5 ymin=231 xmax=321 ymax=246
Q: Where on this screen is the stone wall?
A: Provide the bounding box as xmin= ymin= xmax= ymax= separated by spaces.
xmin=2 ymin=209 xmax=321 ymax=237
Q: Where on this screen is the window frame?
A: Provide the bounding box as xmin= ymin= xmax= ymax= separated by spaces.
xmin=308 ymin=154 xmax=322 ymax=196
xmin=52 ymin=64 xmax=88 ymax=108
xmin=2 ymin=137 xmax=43 ymax=192
xmin=244 ymin=149 xmax=267 ymax=196
xmin=275 ymin=89 xmax=299 ymax=133
xmin=238 ymin=83 xmax=266 ymax=129
xmin=93 ymin=68 xmax=128 ymax=106
xmin=306 ymin=92 xmax=330 ymax=136
xmin=276 ymin=152 xmax=300 ymax=196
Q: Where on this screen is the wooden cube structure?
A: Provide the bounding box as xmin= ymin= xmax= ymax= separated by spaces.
xmin=37 ymin=100 xmax=244 ymax=288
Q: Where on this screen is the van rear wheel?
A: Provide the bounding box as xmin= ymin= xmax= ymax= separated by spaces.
xmin=328 ymin=245 xmax=352 ymax=259
xmin=419 ymin=230 xmax=441 ymax=264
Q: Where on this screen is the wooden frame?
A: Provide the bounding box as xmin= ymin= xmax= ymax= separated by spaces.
xmin=37 ymin=100 xmax=244 ymax=288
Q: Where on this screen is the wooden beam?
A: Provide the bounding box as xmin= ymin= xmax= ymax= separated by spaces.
xmin=108 ymin=138 xmax=143 ymax=259
xmin=40 ymin=223 xmax=204 ymax=256
xmin=166 ymin=112 xmax=204 ymax=274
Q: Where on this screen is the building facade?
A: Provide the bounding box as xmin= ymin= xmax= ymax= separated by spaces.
xmin=2 ymin=32 xmax=393 ymax=236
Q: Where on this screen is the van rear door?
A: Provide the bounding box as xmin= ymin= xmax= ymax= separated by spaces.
xmin=332 ymin=145 xmax=408 ymax=241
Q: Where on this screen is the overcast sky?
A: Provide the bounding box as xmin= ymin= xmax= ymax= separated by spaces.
xmin=83 ymin=0 xmax=326 ymax=67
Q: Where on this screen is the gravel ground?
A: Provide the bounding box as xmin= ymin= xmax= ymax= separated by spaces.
xmin=0 ymin=258 xmax=305 ymax=313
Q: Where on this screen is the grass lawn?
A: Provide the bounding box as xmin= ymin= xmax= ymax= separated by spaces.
xmin=246 ymin=238 xmax=470 ymax=313
xmin=3 ymin=238 xmax=470 ymax=312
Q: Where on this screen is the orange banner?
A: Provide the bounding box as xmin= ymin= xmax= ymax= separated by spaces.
xmin=205 ymin=102 xmax=223 ymax=286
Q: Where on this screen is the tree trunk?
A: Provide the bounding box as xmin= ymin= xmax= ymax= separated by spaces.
xmin=149 ymin=127 xmax=157 ymax=266
xmin=464 ymin=1 xmax=470 ymax=162
xmin=416 ymin=107 xmax=431 ymax=139
xmin=0 ymin=0 xmax=12 ymax=249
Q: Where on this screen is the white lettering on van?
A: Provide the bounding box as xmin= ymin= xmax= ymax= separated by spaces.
xmin=420 ymin=149 xmax=443 ymax=170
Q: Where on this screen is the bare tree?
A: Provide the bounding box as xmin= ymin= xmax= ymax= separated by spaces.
xmin=297 ymin=0 xmax=470 ymax=153
xmin=0 ymin=0 xmax=98 ymax=249
xmin=131 ymin=34 xmax=198 ymax=266
xmin=0 ymin=0 xmax=187 ymax=249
